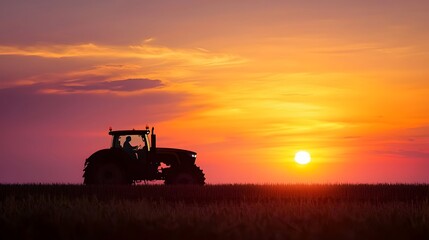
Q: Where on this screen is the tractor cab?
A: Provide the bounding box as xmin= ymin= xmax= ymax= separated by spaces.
xmin=108 ymin=128 xmax=157 ymax=164
xmin=109 ymin=128 xmax=156 ymax=152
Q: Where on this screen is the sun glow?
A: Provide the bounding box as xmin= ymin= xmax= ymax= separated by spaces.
xmin=295 ymin=151 xmax=311 ymax=165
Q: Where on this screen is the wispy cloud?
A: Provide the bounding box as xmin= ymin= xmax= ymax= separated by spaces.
xmin=0 ymin=43 xmax=246 ymax=67
xmin=44 ymin=78 xmax=163 ymax=94
xmin=309 ymin=43 xmax=417 ymax=55
xmin=372 ymin=149 xmax=429 ymax=160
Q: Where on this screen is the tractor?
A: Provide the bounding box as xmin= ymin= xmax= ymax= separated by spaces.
xmin=83 ymin=127 xmax=205 ymax=185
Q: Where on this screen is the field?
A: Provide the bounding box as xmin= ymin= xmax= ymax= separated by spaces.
xmin=1 ymin=184 xmax=429 ymax=240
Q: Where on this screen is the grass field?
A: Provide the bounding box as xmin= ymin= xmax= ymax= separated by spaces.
xmin=1 ymin=184 xmax=429 ymax=240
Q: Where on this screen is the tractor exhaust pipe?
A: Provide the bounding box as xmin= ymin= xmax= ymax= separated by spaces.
xmin=151 ymin=127 xmax=157 ymax=152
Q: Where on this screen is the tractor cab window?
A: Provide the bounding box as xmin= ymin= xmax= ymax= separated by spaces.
xmin=118 ymin=135 xmax=147 ymax=150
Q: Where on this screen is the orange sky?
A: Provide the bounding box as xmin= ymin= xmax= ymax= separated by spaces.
xmin=1 ymin=0 xmax=429 ymax=183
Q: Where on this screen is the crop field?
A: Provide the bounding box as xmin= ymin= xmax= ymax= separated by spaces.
xmin=1 ymin=184 xmax=429 ymax=240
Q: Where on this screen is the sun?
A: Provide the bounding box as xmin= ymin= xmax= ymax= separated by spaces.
xmin=294 ymin=151 xmax=311 ymax=165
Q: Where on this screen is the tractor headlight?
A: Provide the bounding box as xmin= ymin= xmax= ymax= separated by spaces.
xmin=191 ymin=154 xmax=197 ymax=158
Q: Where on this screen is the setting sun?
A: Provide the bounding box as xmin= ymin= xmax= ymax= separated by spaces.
xmin=294 ymin=151 xmax=311 ymax=165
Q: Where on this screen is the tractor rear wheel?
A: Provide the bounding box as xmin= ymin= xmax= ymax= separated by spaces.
xmin=84 ymin=162 xmax=131 ymax=185
xmin=164 ymin=165 xmax=205 ymax=185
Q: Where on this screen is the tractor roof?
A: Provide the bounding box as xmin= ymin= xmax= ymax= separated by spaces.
xmin=109 ymin=129 xmax=150 ymax=136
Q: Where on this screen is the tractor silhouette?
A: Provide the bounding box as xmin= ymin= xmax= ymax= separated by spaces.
xmin=83 ymin=127 xmax=205 ymax=185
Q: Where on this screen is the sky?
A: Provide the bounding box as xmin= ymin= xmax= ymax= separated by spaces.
xmin=1 ymin=0 xmax=429 ymax=183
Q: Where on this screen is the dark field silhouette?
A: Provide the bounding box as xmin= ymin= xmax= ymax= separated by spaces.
xmin=1 ymin=184 xmax=429 ymax=240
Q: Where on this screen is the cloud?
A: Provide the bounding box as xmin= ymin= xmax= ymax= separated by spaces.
xmin=0 ymin=60 xmax=164 ymax=96
xmin=363 ymin=125 xmax=429 ymax=161
xmin=403 ymin=125 xmax=429 ymax=138
xmin=303 ymin=42 xmax=418 ymax=56
xmin=374 ymin=149 xmax=429 ymax=160
xmin=53 ymin=78 xmax=163 ymax=94
xmin=10 ymin=77 xmax=164 ymax=95
xmin=0 ymin=43 xmax=246 ymax=67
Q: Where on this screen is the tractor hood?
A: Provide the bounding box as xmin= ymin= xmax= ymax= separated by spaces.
xmin=155 ymin=147 xmax=198 ymax=166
